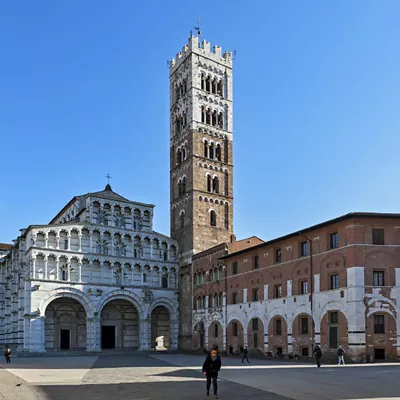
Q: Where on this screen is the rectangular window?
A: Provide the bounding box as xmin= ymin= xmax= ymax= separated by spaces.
xmin=276 ymin=319 xmax=282 ymax=335
xmin=233 ymin=322 xmax=238 ymax=336
xmin=301 ymin=347 xmax=309 ymax=357
xmin=143 ymin=273 xmax=147 ymax=283
xmin=374 ymin=315 xmax=385 ymax=334
xmin=372 ymin=228 xmax=384 ymax=245
xmin=274 ymin=284 xmax=282 ymax=298
xmin=232 ymin=293 xmax=238 ymax=304
xmin=300 ymin=241 xmax=308 ymax=257
xmin=252 ymin=318 xmax=259 ymax=331
xmin=214 ymin=324 xmax=218 ymax=338
xmin=252 ymin=288 xmax=259 ymax=302
xmin=253 ymin=256 xmax=259 ymax=269
xmin=300 ymin=280 xmax=308 ymax=295
xmin=373 ymin=271 xmax=385 ymax=286
xmin=275 ymin=248 xmax=281 ymax=263
xmin=330 ymin=274 xmax=339 ymax=289
xmin=330 ymin=232 xmax=339 ymax=249
xmin=301 ymin=317 xmax=308 ymax=334
xmin=232 ymin=261 xmax=238 ymax=275
xmin=330 ymin=311 xmax=338 ymax=324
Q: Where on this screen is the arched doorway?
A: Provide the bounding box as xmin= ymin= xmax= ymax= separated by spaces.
xmin=193 ymin=321 xmax=205 ymax=350
xmin=208 ymin=321 xmax=223 ymax=351
xmin=45 ymin=298 xmax=87 ymax=350
xmin=292 ymin=313 xmax=312 ymax=357
xmin=151 ymin=306 xmax=170 ymax=349
xmin=227 ymin=319 xmax=244 ymax=354
xmin=320 ymin=310 xmax=348 ymax=358
xmin=366 ymin=312 xmax=396 ymax=361
xmin=268 ymin=316 xmax=288 ymax=355
xmin=247 ymin=317 xmax=264 ymax=351
xmin=100 ymin=299 xmax=139 ymax=349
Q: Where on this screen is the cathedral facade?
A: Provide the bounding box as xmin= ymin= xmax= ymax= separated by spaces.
xmin=0 ymin=185 xmax=179 ymax=352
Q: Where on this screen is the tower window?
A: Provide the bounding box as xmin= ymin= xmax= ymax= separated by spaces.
xmin=206 ymin=76 xmax=211 ymax=92
xmin=224 ymin=203 xmax=229 ymax=230
xmin=212 ymin=177 xmax=219 ymax=193
xmin=207 ymin=175 xmax=212 ymax=192
xmin=180 ymin=212 xmax=185 ymax=228
xmin=209 ymin=143 xmax=214 ymax=159
xmin=206 ymin=109 xmax=211 ymax=125
xmin=162 ymin=274 xmax=168 ymax=288
xmin=216 ymin=144 xmax=221 ymax=161
xmin=210 ymin=210 xmax=217 ymax=227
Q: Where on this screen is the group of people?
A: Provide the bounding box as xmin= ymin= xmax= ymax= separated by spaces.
xmin=313 ymin=345 xmax=345 ymax=367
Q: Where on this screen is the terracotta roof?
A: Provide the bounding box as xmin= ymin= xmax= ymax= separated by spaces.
xmin=86 ymin=184 xmax=130 ymax=202
xmin=0 ymin=243 xmax=12 ymax=250
xmin=220 ymin=212 xmax=400 ymax=260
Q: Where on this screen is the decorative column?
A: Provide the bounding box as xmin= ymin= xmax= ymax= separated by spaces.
xmin=222 ymin=293 xmax=227 ymax=351
xmin=287 ymin=328 xmax=293 ymax=354
xmin=78 ymin=233 xmax=82 ymax=252
xmin=67 ymin=261 xmax=71 ymax=282
xmin=89 ymin=231 xmax=93 ymax=253
xmin=89 ymin=260 xmax=93 ymax=283
xmin=44 ymin=257 xmax=48 ymax=280
xmin=56 ymin=235 xmax=60 ymax=250
xmin=78 ymin=262 xmax=82 ymax=282
xmin=44 ymin=235 xmax=48 ymax=248
xmin=169 ymin=318 xmax=179 ymax=350
xmin=32 ymin=257 xmax=36 ymax=279
xmin=55 ymin=258 xmax=59 ymax=280
xmin=67 ymin=233 xmax=71 ymax=251
xmin=139 ymin=317 xmax=151 ymax=350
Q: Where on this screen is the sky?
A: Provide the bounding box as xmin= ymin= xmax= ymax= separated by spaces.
xmin=1 ymin=1 xmax=400 ymax=244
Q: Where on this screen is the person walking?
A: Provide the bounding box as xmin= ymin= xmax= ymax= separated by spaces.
xmin=4 ymin=346 xmax=11 ymax=364
xmin=313 ymin=345 xmax=322 ymax=368
xmin=202 ymin=348 xmax=222 ymax=399
xmin=337 ymin=346 xmax=345 ymax=366
xmin=241 ymin=346 xmax=250 ymax=363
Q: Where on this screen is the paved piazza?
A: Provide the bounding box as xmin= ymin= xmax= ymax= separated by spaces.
xmin=1 ymin=354 xmax=400 ymax=400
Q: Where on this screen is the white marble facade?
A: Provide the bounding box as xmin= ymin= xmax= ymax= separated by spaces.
xmin=0 ymin=185 xmax=179 ymax=353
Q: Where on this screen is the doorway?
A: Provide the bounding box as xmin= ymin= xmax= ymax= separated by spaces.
xmin=102 ymin=326 xmax=116 ymax=349
xmin=374 ymin=348 xmax=385 ymax=360
xmin=60 ymin=329 xmax=70 ymax=350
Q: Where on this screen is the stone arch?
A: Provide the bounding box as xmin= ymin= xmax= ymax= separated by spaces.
xmin=149 ymin=298 xmax=177 ymax=321
xmin=39 ymin=287 xmax=94 ymax=318
xmin=193 ymin=320 xmax=206 ymax=350
xmin=208 ymin=320 xmax=223 ymax=351
xmin=97 ymin=289 xmax=144 ymax=319
xmin=268 ymin=314 xmax=288 ymax=354
xmin=247 ymin=315 xmax=265 ymax=350
xmin=292 ymin=312 xmax=313 ymax=357
xmin=320 ymin=309 xmax=348 ymax=356
xmin=227 ymin=319 xmax=244 ymax=354
xmin=318 ymin=300 xmax=348 ymax=322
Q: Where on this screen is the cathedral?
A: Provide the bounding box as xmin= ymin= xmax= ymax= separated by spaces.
xmin=0 ymin=184 xmax=179 ymax=352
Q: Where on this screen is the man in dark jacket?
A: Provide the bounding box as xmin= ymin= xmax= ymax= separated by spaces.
xmin=241 ymin=346 xmax=250 ymax=363
xmin=4 ymin=346 xmax=11 ymax=364
xmin=337 ymin=346 xmax=345 ymax=365
xmin=202 ymin=348 xmax=222 ymax=398
xmin=313 ymin=345 xmax=322 ymax=368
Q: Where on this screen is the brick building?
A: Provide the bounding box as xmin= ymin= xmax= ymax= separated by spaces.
xmin=192 ymin=213 xmax=400 ymax=362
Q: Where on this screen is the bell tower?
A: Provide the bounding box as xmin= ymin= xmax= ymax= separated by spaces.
xmin=169 ymin=34 xmax=234 ymax=263
xmin=169 ymin=34 xmax=234 ymax=349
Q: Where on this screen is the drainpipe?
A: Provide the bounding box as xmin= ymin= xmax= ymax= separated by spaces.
xmin=218 ymin=259 xmax=228 ymax=353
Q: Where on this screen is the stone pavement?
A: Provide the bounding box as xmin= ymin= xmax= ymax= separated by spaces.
xmin=2 ymin=353 xmax=400 ymax=400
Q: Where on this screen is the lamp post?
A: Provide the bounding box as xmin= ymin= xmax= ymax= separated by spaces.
xmin=300 ymin=232 xmax=314 ymax=351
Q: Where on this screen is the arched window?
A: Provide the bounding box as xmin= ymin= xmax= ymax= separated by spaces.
xmin=177 ymin=149 xmax=182 ymax=165
xmin=182 ymin=148 xmax=186 ymax=160
xmin=182 ymin=177 xmax=186 ymax=194
xmin=206 ymin=109 xmax=211 ymax=125
xmin=162 ymin=274 xmax=168 ymax=288
xmin=212 ymin=78 xmax=217 ymax=94
xmin=209 ymin=294 xmax=213 ymax=307
xmin=143 ymin=273 xmax=147 ymax=283
xmin=204 ymin=140 xmax=208 ymax=158
xmin=218 ymin=112 xmax=223 ymax=129
xmin=210 ymin=210 xmax=217 ymax=227
xmin=207 ymin=175 xmax=212 ymax=192
xmin=209 ymin=143 xmax=214 ymax=159
xmin=214 ymin=293 xmax=218 ymax=307
xmin=212 ymin=110 xmax=217 ymax=126
xmin=216 ymin=144 xmax=221 ymax=161
xmin=212 ymin=177 xmax=219 ymax=193
xmin=180 ymin=212 xmax=185 ymax=228
xmin=219 ymin=292 xmax=223 ymax=306
xmin=201 ymin=73 xmax=205 ymax=90
xmin=217 ymin=79 xmax=223 ymax=97
xmin=206 ymin=76 xmax=211 ymax=92
xmin=193 ymin=298 xmax=197 ymax=310
xmin=202 ymin=271 xmax=206 ymax=283
xmin=193 ymin=274 xmax=197 ymax=286
xmin=202 ymin=296 xmax=206 ymax=309
xmin=224 ymin=171 xmax=229 ymax=195
xmin=201 ymin=106 xmax=205 ymax=123
xmin=225 ymin=203 xmax=229 ymax=230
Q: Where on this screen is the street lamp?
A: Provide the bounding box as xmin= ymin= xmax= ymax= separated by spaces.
xmin=299 ymin=232 xmax=314 ymax=351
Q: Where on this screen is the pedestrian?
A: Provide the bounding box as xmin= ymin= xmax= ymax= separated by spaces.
xmin=337 ymin=346 xmax=345 ymax=366
xmin=4 ymin=346 xmax=11 ymax=364
xmin=241 ymin=346 xmax=250 ymax=363
xmin=202 ymin=348 xmax=222 ymax=399
xmin=313 ymin=345 xmax=322 ymax=368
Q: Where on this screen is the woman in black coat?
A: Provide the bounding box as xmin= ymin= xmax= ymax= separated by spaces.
xmin=202 ymin=348 xmax=222 ymax=398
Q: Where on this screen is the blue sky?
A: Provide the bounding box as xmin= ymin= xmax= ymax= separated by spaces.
xmin=1 ymin=1 xmax=400 ymax=243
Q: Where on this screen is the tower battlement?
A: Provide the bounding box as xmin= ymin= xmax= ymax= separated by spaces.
xmin=169 ymin=35 xmax=232 ymax=72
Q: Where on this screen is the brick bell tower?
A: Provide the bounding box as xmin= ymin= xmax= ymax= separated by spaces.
xmin=169 ymin=34 xmax=234 ymax=348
